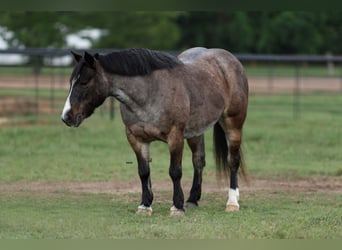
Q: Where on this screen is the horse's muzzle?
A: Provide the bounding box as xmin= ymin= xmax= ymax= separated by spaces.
xmin=61 ymin=113 xmax=83 ymax=127
xmin=61 ymin=112 xmax=73 ymax=127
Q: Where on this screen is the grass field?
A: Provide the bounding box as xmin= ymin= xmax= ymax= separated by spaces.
xmin=0 ymin=93 xmax=342 ymax=239
xmin=1 ymin=190 xmax=341 ymax=239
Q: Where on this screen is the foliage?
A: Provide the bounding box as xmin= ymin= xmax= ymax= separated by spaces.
xmin=267 ymin=12 xmax=322 ymax=54
xmin=0 ymin=12 xmax=67 ymax=48
xmin=92 ymin=12 xmax=181 ymax=50
xmin=2 ymin=11 xmax=342 ymax=54
xmin=176 ymin=11 xmax=342 ymax=54
xmin=176 ymin=12 xmax=254 ymax=53
xmin=0 ymin=11 xmax=181 ymax=50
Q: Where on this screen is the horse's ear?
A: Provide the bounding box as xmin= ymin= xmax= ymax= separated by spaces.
xmin=94 ymin=53 xmax=100 ymax=60
xmin=84 ymin=51 xmax=95 ymax=69
xmin=71 ymin=51 xmax=82 ymax=62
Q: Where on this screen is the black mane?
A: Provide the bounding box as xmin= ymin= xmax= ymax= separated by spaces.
xmin=98 ymin=48 xmax=183 ymax=76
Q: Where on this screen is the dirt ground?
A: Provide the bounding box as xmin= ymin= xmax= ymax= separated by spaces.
xmin=249 ymin=76 xmax=342 ymax=93
xmin=1 ymin=75 xmax=342 ymax=93
xmin=1 ymin=175 xmax=341 ymax=196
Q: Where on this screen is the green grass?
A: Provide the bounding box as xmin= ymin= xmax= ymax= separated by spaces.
xmin=0 ymin=93 xmax=341 ymax=239
xmin=0 ymin=66 xmax=72 ymax=77
xmin=0 ymin=114 xmax=136 ymax=182
xmin=245 ymin=93 xmax=342 ymax=177
xmin=0 ymin=191 xmax=341 ymax=239
xmin=0 ymin=88 xmax=67 ymax=99
xmin=1 ymin=93 xmax=341 ymax=182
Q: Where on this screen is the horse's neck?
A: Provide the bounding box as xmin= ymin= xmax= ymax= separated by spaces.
xmin=108 ymin=74 xmax=150 ymax=108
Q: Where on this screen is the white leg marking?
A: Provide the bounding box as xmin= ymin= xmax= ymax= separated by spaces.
xmin=137 ymin=204 xmax=153 ymax=216
xmin=170 ymin=205 xmax=185 ymax=216
xmin=170 ymin=205 xmax=179 ymax=211
xmin=138 ymin=204 xmax=153 ymax=212
xmin=227 ymin=188 xmax=240 ymax=208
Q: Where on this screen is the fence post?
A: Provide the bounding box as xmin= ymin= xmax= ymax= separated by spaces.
xmin=293 ymin=62 xmax=301 ymax=119
xmin=326 ymin=52 xmax=334 ymax=77
xmin=50 ymin=58 xmax=55 ymax=114
xmin=340 ymin=65 xmax=342 ymax=92
xmin=268 ymin=61 xmax=274 ymax=93
xmin=33 ymin=56 xmax=41 ymax=120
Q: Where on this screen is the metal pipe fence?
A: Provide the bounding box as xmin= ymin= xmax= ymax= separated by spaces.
xmin=0 ymin=48 xmax=341 ymax=125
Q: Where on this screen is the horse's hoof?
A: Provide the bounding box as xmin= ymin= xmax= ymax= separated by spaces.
xmin=184 ymin=202 xmax=198 ymax=209
xmin=225 ymin=204 xmax=239 ymax=212
xmin=170 ymin=210 xmax=185 ymax=217
xmin=136 ymin=205 xmax=153 ymax=216
xmin=136 ymin=209 xmax=152 ymax=216
xmin=170 ymin=206 xmax=185 ymax=217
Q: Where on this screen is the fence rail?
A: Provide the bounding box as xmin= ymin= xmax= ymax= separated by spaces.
xmin=2 ymin=47 xmax=342 ymax=62
xmin=1 ymin=48 xmax=342 ymax=124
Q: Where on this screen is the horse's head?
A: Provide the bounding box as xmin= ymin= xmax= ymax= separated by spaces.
xmin=61 ymin=51 xmax=108 ymax=127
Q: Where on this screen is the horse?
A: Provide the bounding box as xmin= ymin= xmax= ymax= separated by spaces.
xmin=61 ymin=47 xmax=249 ymax=216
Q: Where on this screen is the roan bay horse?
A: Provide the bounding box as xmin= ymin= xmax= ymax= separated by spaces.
xmin=61 ymin=47 xmax=248 ymax=216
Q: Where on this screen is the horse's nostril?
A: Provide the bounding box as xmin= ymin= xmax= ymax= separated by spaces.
xmin=62 ymin=118 xmax=69 ymax=126
xmin=75 ymin=113 xmax=83 ymax=127
xmin=61 ymin=113 xmax=72 ymax=126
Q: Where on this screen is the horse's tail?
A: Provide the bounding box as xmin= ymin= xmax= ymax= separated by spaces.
xmin=213 ymin=123 xmax=248 ymax=184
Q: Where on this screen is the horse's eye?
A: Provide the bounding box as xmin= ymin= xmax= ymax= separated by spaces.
xmin=80 ymin=80 xmax=88 ymax=85
xmin=79 ymin=76 xmax=91 ymax=85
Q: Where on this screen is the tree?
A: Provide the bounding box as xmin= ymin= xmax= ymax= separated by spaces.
xmin=0 ymin=12 xmax=182 ymax=50
xmin=176 ymin=12 xmax=229 ymax=49
xmin=0 ymin=12 xmax=67 ymax=48
xmin=2 ymin=11 xmax=342 ymax=55
xmin=92 ymin=12 xmax=181 ymax=50
xmin=265 ymin=12 xmax=323 ymax=54
xmin=177 ymin=12 xmax=255 ymax=53
xmin=226 ymin=12 xmax=254 ymax=53
xmin=316 ymin=12 xmax=342 ymax=54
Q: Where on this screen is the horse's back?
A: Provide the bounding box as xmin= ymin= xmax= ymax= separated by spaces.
xmin=178 ymin=47 xmax=248 ymax=91
xmin=178 ymin=47 xmax=248 ymax=105
xmin=177 ymin=47 xmax=208 ymax=64
xmin=178 ymin=47 xmax=240 ymax=67
xmin=175 ymin=47 xmax=248 ymax=137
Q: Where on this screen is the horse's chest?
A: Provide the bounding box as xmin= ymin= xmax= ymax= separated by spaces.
xmin=126 ymin=122 xmax=168 ymax=142
xmin=120 ymin=105 xmax=169 ymax=141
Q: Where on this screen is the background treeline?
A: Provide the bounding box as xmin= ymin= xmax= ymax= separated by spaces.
xmin=1 ymin=11 xmax=342 ymax=54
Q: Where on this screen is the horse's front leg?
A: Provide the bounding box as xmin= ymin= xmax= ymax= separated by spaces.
xmin=168 ymin=127 xmax=185 ymax=216
xmin=126 ymin=130 xmax=153 ymax=216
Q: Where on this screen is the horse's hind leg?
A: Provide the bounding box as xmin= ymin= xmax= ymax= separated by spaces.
xmin=226 ymin=133 xmax=242 ymax=212
xmin=185 ymin=135 xmax=205 ymax=208
xmin=222 ymin=116 xmax=245 ymax=212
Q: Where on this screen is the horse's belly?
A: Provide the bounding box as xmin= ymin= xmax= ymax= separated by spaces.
xmin=184 ymin=119 xmax=218 ymax=138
